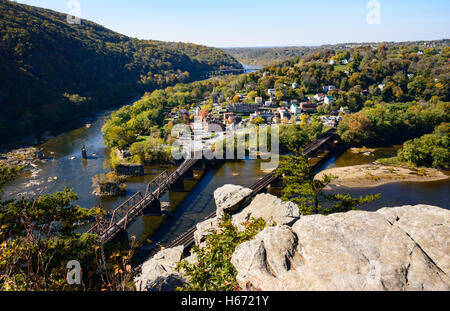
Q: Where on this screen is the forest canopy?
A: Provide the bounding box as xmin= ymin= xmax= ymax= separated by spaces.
xmin=0 ymin=0 xmax=242 ymax=145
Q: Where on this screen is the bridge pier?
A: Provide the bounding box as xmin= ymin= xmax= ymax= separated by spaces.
xmin=169 ymin=178 xmax=185 ymax=192
xmin=143 ymin=199 xmax=162 ymax=216
xmin=181 ymin=167 xmax=194 ymax=180
xmin=109 ymin=229 xmax=129 ymax=250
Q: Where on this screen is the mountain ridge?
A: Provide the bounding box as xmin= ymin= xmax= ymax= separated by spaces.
xmin=0 ymin=0 xmax=242 ymax=146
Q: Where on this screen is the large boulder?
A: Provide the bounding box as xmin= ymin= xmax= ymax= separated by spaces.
xmin=232 ymin=205 xmax=450 ymax=291
xmin=232 ymin=193 xmax=301 ymax=231
xmin=214 ymin=184 xmax=253 ymax=219
xmin=232 ymin=226 xmax=298 ymax=291
xmin=134 ymin=246 xmax=187 ymax=291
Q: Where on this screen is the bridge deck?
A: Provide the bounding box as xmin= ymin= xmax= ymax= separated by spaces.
xmin=163 ymin=129 xmax=338 ymax=250
xmin=89 ymin=158 xmax=199 ymax=244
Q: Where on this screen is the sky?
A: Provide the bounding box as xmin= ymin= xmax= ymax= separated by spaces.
xmin=13 ymin=0 xmax=450 ymax=47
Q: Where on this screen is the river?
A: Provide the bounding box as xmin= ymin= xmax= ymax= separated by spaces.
xmin=316 ymin=147 xmax=450 ymax=211
xmin=2 ymin=62 xmax=448 ymax=246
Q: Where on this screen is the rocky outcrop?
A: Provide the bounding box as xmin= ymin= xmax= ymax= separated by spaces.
xmin=193 ymin=186 xmax=300 ymax=246
xmin=194 ymin=217 xmax=220 ymax=246
xmin=232 ymin=193 xmax=301 ymax=231
xmin=214 ymin=184 xmax=253 ymax=219
xmin=134 ymin=246 xmax=188 ymax=291
xmin=92 ymin=181 xmax=126 ymax=197
xmin=232 ymin=205 xmax=450 ymax=291
xmin=135 ymin=183 xmax=450 ymax=292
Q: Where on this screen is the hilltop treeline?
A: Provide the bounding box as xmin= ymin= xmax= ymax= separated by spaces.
xmin=225 ymin=46 xmax=315 ymax=66
xmin=0 ymin=0 xmax=241 ymax=145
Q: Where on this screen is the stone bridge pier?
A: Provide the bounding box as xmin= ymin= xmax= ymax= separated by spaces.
xmin=109 ymin=229 xmax=130 ymax=249
xmin=143 ymin=199 xmax=162 ymax=216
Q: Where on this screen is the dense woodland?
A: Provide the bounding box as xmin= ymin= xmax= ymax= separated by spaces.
xmin=225 ymin=46 xmax=315 ymax=66
xmin=0 ymin=0 xmax=242 ymax=146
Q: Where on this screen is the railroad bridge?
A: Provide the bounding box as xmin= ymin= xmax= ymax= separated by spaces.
xmin=88 ymin=157 xmax=223 ymax=245
xmin=89 ymin=128 xmax=338 ymax=247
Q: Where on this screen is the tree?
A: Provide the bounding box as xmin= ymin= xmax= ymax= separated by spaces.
xmin=276 ymin=154 xmax=380 ymax=215
xmin=397 ymin=122 xmax=449 ymax=168
xmin=0 ymin=189 xmax=136 ymax=291
xmin=251 ymin=117 xmax=265 ymax=125
xmin=337 ymin=113 xmax=374 ymax=144
xmin=176 ymin=216 xmax=266 ymax=291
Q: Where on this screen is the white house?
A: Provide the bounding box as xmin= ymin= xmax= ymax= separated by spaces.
xmin=329 ymin=59 xmax=335 ymax=65
xmin=290 ymin=103 xmax=302 ymax=115
xmin=255 ymin=97 xmax=263 ymax=105
xmin=324 ymin=96 xmax=334 ymax=105
xmin=314 ymin=93 xmax=325 ymax=102
xmin=267 ymin=89 xmax=276 ymax=97
xmin=378 ymin=84 xmax=385 ymax=91
xmin=341 ymin=59 xmax=349 ymax=65
xmin=323 ymin=85 xmax=336 ymax=93
xmin=292 ymin=82 xmax=299 ymax=89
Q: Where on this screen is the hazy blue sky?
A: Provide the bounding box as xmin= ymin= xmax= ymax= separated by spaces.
xmin=14 ymin=0 xmax=450 ymax=47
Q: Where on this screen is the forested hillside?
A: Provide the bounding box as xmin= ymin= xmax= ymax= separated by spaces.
xmin=102 ymin=40 xmax=449 ymax=164
xmin=225 ymin=41 xmax=450 ymax=67
xmin=0 ymin=0 xmax=241 ymax=145
xmin=225 ymin=46 xmax=315 ymax=66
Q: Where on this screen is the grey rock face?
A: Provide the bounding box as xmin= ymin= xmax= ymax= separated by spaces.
xmin=134 ymin=246 xmax=187 ymax=291
xmin=232 ymin=193 xmax=301 ymax=231
xmin=232 ymin=205 xmax=450 ymax=291
xmin=214 ymin=184 xmax=253 ymax=219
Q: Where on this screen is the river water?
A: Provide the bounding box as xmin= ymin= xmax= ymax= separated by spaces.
xmin=316 ymin=148 xmax=450 ymax=211
xmin=2 ymin=63 xmax=448 ymax=245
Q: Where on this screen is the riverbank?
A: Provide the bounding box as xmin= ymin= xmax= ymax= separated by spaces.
xmin=317 ymin=164 xmax=449 ymax=188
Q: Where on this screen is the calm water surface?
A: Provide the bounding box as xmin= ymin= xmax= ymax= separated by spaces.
xmin=3 ymin=107 xmax=448 ymax=245
xmin=317 ymin=148 xmax=450 ymax=211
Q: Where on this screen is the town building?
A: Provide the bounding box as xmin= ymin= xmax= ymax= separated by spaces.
xmin=290 ymin=103 xmax=302 ymax=115
xmin=300 ymin=101 xmax=318 ymax=112
xmin=267 ymin=89 xmax=276 ymax=97
xmin=226 ymin=102 xmax=260 ymax=113
xmin=314 ymin=93 xmax=325 ymax=102
xmin=323 ymin=85 xmax=336 ymax=93
xmin=324 ymin=96 xmax=334 ymax=105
